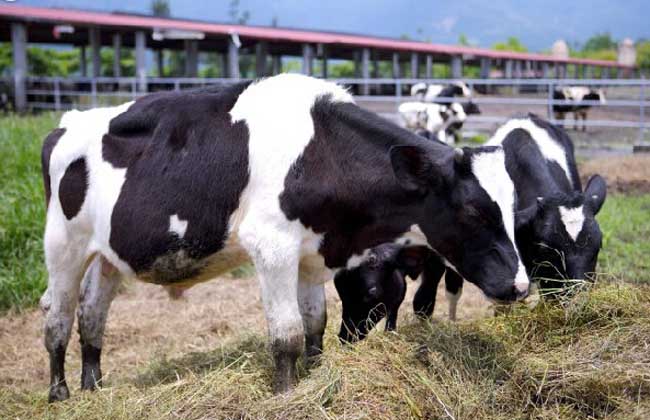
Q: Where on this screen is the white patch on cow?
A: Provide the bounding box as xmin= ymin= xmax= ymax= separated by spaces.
xmin=398 ymin=102 xmax=447 ymax=133
xmin=168 ymin=214 xmax=188 ymax=238
xmin=229 ymin=74 xmax=353 ymax=345
xmin=446 ymin=286 xmax=462 ymax=321
xmin=487 ymin=117 xmax=573 ymax=185
xmin=449 ymin=102 xmax=467 ymax=122
xmin=471 ymin=148 xmax=529 ymax=293
xmin=562 ymin=86 xmax=590 ymax=102
xmin=452 ymin=81 xmax=471 ymax=97
xmin=559 ymin=205 xmax=585 ymax=241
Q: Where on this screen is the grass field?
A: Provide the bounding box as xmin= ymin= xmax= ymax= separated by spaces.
xmin=0 ymin=113 xmax=649 ymax=419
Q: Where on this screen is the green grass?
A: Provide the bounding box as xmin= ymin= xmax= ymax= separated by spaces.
xmin=598 ymin=194 xmax=650 ymax=283
xmin=0 ymin=112 xmax=60 ymax=312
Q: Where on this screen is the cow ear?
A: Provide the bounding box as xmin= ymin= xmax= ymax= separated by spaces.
xmin=396 ymin=245 xmax=430 ymax=280
xmin=390 ymin=145 xmax=433 ymax=194
xmin=515 ymin=202 xmax=540 ymax=229
xmin=584 ymin=174 xmax=607 ymax=215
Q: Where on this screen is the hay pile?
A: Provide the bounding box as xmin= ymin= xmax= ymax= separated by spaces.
xmin=2 ymin=283 xmax=649 ymax=419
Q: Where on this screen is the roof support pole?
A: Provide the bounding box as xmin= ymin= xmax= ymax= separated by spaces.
xmin=504 ymin=59 xmax=513 ymax=79
xmin=184 ymin=40 xmax=198 ymax=77
xmin=255 ymin=41 xmax=268 ymax=77
xmin=425 ymin=55 xmax=432 ymax=79
xmin=392 ymin=52 xmax=400 ymax=79
xmin=11 ymin=22 xmax=27 ymax=112
xmin=601 ymin=67 xmax=610 ymax=79
xmin=112 ymin=33 xmax=122 ymax=77
xmin=542 ymin=62 xmax=549 ymax=78
xmin=353 ymin=50 xmax=361 ymax=77
xmin=411 ymin=52 xmax=419 ymax=78
xmin=451 ymin=55 xmax=462 ymax=78
xmin=80 ymin=46 xmax=87 ymax=77
xmin=361 ymin=47 xmax=370 ymax=95
xmin=555 ymin=63 xmax=566 ymax=79
xmin=318 ymin=44 xmax=328 ymax=78
xmin=156 ymin=49 xmax=164 ymax=77
xmin=514 ymin=60 xmax=522 ymax=78
xmin=227 ymin=35 xmax=240 ymax=79
xmin=616 ymin=67 xmax=623 ymax=79
xmin=302 ymin=43 xmax=313 ymax=75
xmin=585 ymin=65 xmax=593 ymax=79
xmin=479 ymin=57 xmax=490 ymax=79
xmin=135 ymin=30 xmax=147 ymax=92
xmin=271 ymin=55 xmax=281 ymax=75
xmin=89 ymin=27 xmax=101 ymax=77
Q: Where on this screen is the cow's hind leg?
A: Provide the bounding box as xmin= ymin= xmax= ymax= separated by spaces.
xmin=43 ymin=226 xmax=88 ymax=402
xmin=240 ymin=223 xmax=304 ymax=394
xmin=77 ymin=256 xmax=120 ymax=391
xmin=297 ymin=262 xmax=327 ymax=366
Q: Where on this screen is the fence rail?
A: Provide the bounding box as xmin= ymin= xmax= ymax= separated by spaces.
xmin=4 ymin=76 xmax=649 ymax=143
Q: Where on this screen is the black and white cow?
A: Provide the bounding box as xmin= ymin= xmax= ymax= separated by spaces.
xmin=411 ymin=81 xmax=472 ymax=103
xmin=553 ymin=87 xmax=606 ymax=131
xmin=39 ymin=74 xmax=529 ymax=402
xmin=335 ymin=115 xmax=608 ymax=336
xmin=398 ymin=101 xmax=480 ymax=145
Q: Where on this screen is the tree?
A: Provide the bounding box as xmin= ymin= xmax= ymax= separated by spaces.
xmin=229 ymin=0 xmax=251 ymax=24
xmin=458 ymin=34 xmax=470 ymax=46
xmin=151 ymin=0 xmax=170 ymax=17
xmin=583 ymin=33 xmax=616 ymax=52
xmin=493 ymin=37 xmax=528 ymax=53
xmin=636 ymin=40 xmax=650 ymax=74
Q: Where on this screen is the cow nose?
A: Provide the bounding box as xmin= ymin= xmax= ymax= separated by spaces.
xmin=514 ymin=284 xmax=529 ymax=301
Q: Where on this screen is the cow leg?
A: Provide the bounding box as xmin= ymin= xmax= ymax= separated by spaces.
xmin=581 ymin=111 xmax=587 ymax=131
xmin=297 ymin=279 xmax=327 ymax=366
xmin=241 ymin=224 xmax=304 ymax=394
xmin=444 ymin=270 xmax=464 ymax=321
xmin=413 ymin=256 xmax=446 ymax=318
xmin=43 ymin=227 xmax=88 ymax=402
xmin=77 ymin=256 xmax=120 ymax=391
xmin=573 ymin=112 xmax=578 ymax=130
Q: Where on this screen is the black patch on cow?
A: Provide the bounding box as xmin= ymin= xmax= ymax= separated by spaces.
xmin=41 ymin=128 xmax=66 ymax=207
xmin=280 ymin=97 xmax=426 ymax=268
xmin=59 ymin=157 xmax=88 ymax=220
xmin=103 ymin=82 xmax=252 ymax=280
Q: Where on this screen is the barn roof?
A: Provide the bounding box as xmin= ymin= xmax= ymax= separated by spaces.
xmin=0 ymin=4 xmax=634 ymax=69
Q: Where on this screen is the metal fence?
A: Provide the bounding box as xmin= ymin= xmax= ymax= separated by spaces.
xmin=7 ymin=75 xmax=650 ymax=143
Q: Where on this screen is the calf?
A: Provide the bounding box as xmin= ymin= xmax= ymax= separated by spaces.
xmin=337 ymin=115 xmax=607 ymax=334
xmin=40 ymin=74 xmax=529 ymax=402
xmin=553 ymin=87 xmax=606 ymax=131
xmin=398 ymin=101 xmax=480 ymax=145
xmin=411 ymin=81 xmax=472 ymax=103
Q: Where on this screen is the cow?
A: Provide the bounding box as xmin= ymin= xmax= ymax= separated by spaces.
xmin=553 ymin=87 xmax=606 ymax=131
xmin=398 ymin=101 xmax=480 ymax=145
xmin=335 ymin=114 xmax=607 ymax=337
xmin=39 ymin=74 xmax=529 ymax=402
xmin=411 ymin=81 xmax=472 ymax=103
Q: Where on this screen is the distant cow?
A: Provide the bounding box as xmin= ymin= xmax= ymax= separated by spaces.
xmin=335 ymin=115 xmax=607 ymax=337
xmin=553 ymin=87 xmax=606 ymax=131
xmin=40 ymin=74 xmax=529 ymax=402
xmin=398 ymin=101 xmax=480 ymax=144
xmin=411 ymin=81 xmax=472 ymax=103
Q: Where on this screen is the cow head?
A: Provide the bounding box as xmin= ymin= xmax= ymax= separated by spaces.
xmin=586 ymin=88 xmax=607 ymax=105
xmin=335 ymin=244 xmax=428 ymax=342
xmin=515 ymin=175 xmax=607 ymax=291
xmin=461 ymin=101 xmax=481 ymax=115
xmin=390 ymin=144 xmax=529 ymax=302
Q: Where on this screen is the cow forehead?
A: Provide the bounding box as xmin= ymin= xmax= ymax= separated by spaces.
xmin=558 ymin=205 xmax=585 ymax=242
xmin=470 ymin=149 xmax=516 ymax=239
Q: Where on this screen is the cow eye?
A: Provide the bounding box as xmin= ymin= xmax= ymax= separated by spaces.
xmin=366 ymin=253 xmax=379 ymax=267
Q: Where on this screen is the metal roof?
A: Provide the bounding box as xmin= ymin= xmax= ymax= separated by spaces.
xmin=0 ymin=4 xmax=634 ymax=69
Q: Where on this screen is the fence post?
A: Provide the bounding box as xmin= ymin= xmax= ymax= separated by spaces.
xmin=395 ymin=78 xmax=401 ymax=113
xmin=547 ymin=80 xmax=554 ymax=121
xmin=639 ymin=78 xmax=646 ymax=144
xmin=54 ymin=78 xmax=61 ymax=111
xmin=91 ymin=78 xmax=97 ymax=107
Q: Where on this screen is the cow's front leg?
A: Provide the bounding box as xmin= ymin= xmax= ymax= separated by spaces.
xmin=77 ymin=256 xmax=120 ymax=391
xmin=242 ymin=224 xmax=304 ymax=394
xmin=298 ymin=279 xmax=327 ymax=365
xmin=444 ymin=269 xmax=464 ymax=321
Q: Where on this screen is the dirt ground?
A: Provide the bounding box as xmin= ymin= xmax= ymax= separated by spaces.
xmin=0 ymin=154 xmax=647 ymax=395
xmin=0 ymin=274 xmax=492 ymax=394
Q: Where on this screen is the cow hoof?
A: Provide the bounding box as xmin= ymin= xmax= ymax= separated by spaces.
xmin=48 ymin=382 xmax=70 ymax=403
xmin=80 ymin=369 xmax=101 ymax=391
xmin=272 ymin=376 xmax=295 ymax=394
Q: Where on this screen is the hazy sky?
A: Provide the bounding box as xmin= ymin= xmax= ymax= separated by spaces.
xmin=17 ymin=0 xmax=650 ymax=51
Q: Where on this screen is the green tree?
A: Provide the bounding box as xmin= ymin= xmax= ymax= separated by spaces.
xmin=229 ymin=0 xmax=251 ymax=24
xmin=493 ymin=37 xmax=528 ymax=53
xmin=151 ymin=0 xmax=170 ymax=17
xmin=583 ymin=32 xmax=616 ymax=52
xmin=636 ymin=40 xmax=650 ymax=74
xmin=458 ymin=34 xmax=470 ymax=46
